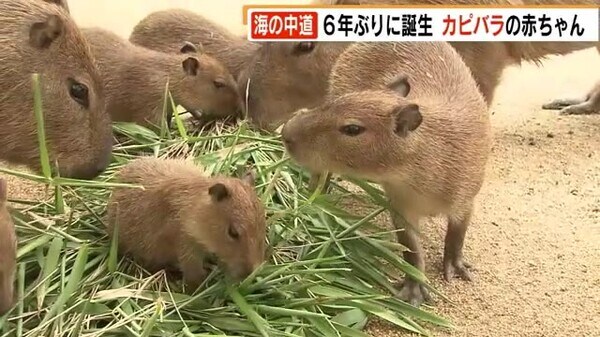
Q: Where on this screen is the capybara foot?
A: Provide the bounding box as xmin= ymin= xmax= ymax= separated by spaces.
xmin=542 ymin=97 xmax=585 ymax=110
xmin=559 ymin=101 xmax=598 ymax=115
xmin=443 ymin=254 xmax=473 ymax=282
xmin=395 ymin=279 xmax=431 ymax=307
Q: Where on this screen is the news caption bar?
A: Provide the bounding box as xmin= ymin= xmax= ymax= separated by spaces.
xmin=246 ymin=7 xmax=600 ymax=42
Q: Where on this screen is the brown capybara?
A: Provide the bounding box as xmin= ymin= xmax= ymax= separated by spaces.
xmin=129 ymin=9 xmax=259 ymax=81
xmin=0 ymin=178 xmax=17 ymax=316
xmin=106 ymin=157 xmax=267 ymax=290
xmin=240 ymin=0 xmax=599 ymax=131
xmin=281 ymin=42 xmax=492 ymax=306
xmin=81 ymin=27 xmax=242 ymax=128
xmin=0 ymin=0 xmax=112 ymax=180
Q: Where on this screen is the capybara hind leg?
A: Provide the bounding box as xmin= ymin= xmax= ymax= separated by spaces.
xmin=443 ymin=205 xmax=474 ymax=282
xmin=542 ymin=97 xmax=587 ymax=110
xmin=543 ymin=80 xmax=600 ymax=115
xmin=391 ymin=211 xmax=431 ymax=307
xmin=559 ymin=101 xmax=599 ymax=115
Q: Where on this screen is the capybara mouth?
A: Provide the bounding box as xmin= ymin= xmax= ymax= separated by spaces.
xmin=204 ymin=253 xmax=219 ymax=267
xmin=61 ymin=151 xmax=111 ymax=180
xmin=64 ymin=165 xmax=106 ymax=180
xmin=187 ymin=109 xmax=204 ymax=121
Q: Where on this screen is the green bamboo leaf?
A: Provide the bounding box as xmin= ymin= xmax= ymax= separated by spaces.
xmin=227 ymin=284 xmax=271 ymax=337
xmin=40 ymin=243 xmax=89 ymax=326
xmin=37 ymin=237 xmax=64 ymax=308
xmin=140 ymin=301 xmax=163 ymax=337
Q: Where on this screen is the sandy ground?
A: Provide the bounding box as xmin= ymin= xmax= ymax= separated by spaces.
xmin=1 ymin=1 xmax=598 ymax=336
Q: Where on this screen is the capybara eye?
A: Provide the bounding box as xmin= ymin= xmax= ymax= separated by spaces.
xmin=67 ymin=78 xmax=89 ymax=108
xmin=294 ymin=42 xmax=315 ymax=54
xmin=213 ymin=79 xmax=226 ymax=89
xmin=228 ymin=225 xmax=240 ymax=240
xmin=340 ymin=124 xmax=365 ymax=136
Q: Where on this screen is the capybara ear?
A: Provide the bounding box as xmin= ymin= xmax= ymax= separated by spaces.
xmin=392 ymin=103 xmax=422 ymax=137
xmin=43 ymin=0 xmax=70 ymax=12
xmin=0 ymin=178 xmax=7 ymax=202
xmin=209 ymin=183 xmax=230 ymax=202
xmin=180 ymin=41 xmax=198 ymax=54
xmin=386 ymin=74 xmax=411 ymax=97
xmin=293 ymin=42 xmax=316 ymax=55
xmin=29 ymin=14 xmax=64 ymax=49
xmin=182 ymin=57 xmax=200 ymax=76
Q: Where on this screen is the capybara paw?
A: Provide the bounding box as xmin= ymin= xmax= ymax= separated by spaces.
xmin=443 ymin=255 xmax=473 ymax=282
xmin=542 ymin=98 xmax=584 ymax=110
xmin=395 ymin=279 xmax=431 ymax=307
xmin=559 ymin=104 xmax=598 ymax=115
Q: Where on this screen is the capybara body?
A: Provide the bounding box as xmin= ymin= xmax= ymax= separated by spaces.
xmin=0 ymin=178 xmax=16 ymax=316
xmin=81 ymin=27 xmax=242 ymax=128
xmin=0 ymin=0 xmax=112 ymax=180
xmin=282 ymin=42 xmax=492 ymax=306
xmin=240 ymin=0 xmax=599 ymax=130
xmin=106 ymin=157 xmax=267 ymax=290
xmin=129 ymin=9 xmax=259 ymax=80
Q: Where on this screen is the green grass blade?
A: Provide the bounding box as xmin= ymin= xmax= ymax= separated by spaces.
xmin=31 ymin=73 xmax=52 ymax=179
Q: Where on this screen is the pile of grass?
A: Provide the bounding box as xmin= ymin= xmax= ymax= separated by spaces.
xmin=0 ymin=75 xmax=452 ymax=337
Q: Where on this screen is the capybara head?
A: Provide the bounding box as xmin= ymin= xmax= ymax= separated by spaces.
xmin=183 ymin=170 xmax=267 ymax=280
xmin=0 ymin=178 xmax=17 ymax=316
xmin=237 ymin=41 xmax=351 ymax=131
xmin=0 ymin=0 xmax=112 ymax=180
xmin=282 ymin=75 xmax=422 ymax=181
xmin=174 ymin=42 xmax=243 ymax=121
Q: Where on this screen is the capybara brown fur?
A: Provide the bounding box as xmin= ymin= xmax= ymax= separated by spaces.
xmin=81 ymin=27 xmax=242 ymax=128
xmin=129 ymin=9 xmax=259 ymax=80
xmin=0 ymin=178 xmax=17 ymax=316
xmin=281 ymin=42 xmax=492 ymax=306
xmin=0 ymin=0 xmax=112 ymax=180
xmin=106 ymin=157 xmax=267 ymax=290
xmin=240 ymin=0 xmax=599 ymax=130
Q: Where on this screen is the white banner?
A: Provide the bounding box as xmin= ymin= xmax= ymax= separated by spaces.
xmin=246 ymin=7 xmax=600 ymax=42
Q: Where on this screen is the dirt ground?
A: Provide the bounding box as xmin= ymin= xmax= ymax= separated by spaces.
xmin=1 ymin=1 xmax=598 ymax=336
